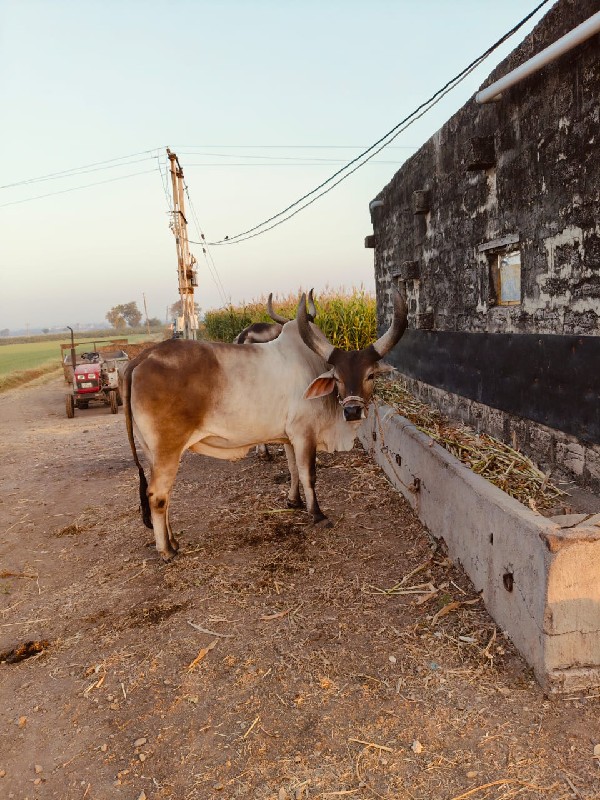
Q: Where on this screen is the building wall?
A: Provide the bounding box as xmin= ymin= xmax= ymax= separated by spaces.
xmin=370 ymin=0 xmax=600 ymax=491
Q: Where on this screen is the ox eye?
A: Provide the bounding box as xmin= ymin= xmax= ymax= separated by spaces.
xmin=367 ymin=372 xmax=375 ymax=381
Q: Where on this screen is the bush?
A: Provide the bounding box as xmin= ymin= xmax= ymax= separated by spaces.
xmin=203 ymin=287 xmax=376 ymax=350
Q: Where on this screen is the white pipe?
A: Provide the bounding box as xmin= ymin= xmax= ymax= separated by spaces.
xmin=476 ymin=10 xmax=600 ymax=103
xmin=369 ymin=199 xmax=384 ymax=212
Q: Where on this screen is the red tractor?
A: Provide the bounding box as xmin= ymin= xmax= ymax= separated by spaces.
xmin=65 ymin=350 xmax=128 ymax=418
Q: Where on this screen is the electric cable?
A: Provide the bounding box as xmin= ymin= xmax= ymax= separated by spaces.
xmin=156 ymin=152 xmax=173 ymax=214
xmin=198 ymin=57 xmax=483 ymax=246
xmin=176 ymin=150 xmax=416 ymax=163
xmin=183 ymin=160 xmax=408 ymax=167
xmin=0 ymin=168 xmax=160 ymax=208
xmin=194 ymin=0 xmax=551 ymax=246
xmin=174 ymin=144 xmax=419 ymax=150
xmin=183 ymin=183 xmax=229 ymax=305
xmin=1 ymin=155 xmax=157 ymax=188
xmin=1 ymin=147 xmax=164 ymax=190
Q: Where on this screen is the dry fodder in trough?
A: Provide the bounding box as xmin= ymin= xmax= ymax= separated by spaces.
xmin=375 ymin=376 xmax=568 ymax=511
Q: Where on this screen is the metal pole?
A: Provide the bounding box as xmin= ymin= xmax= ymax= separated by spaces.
xmin=167 ymin=148 xmax=198 ymax=340
xmin=67 ymin=325 xmax=76 ymax=381
xmin=142 ymin=293 xmax=150 ymax=336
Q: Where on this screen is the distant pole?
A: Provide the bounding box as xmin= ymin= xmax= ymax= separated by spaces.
xmin=142 ymin=293 xmax=150 ymax=336
xmin=167 ymin=148 xmax=198 ymax=340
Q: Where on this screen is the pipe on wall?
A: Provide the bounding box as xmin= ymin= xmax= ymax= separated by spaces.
xmin=476 ymin=10 xmax=600 ymax=103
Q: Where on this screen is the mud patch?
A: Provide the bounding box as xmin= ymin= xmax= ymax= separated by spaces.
xmin=125 ymin=601 xmax=188 ymax=628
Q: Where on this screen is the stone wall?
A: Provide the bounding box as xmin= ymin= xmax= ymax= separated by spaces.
xmin=370 ymin=0 xmax=600 ymax=491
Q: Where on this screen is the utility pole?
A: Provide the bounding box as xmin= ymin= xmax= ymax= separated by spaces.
xmin=167 ymin=148 xmax=198 ymax=340
xmin=142 ymin=293 xmax=150 ymax=336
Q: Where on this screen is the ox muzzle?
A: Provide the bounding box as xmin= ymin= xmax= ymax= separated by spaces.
xmin=340 ymin=394 xmax=367 ymax=422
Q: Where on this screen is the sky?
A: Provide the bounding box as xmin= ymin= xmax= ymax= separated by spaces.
xmin=0 ymin=0 xmax=552 ymax=332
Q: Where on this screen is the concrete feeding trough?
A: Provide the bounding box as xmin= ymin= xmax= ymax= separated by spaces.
xmin=360 ymin=402 xmax=600 ymax=693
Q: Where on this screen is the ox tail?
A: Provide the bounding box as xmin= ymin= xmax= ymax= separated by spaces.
xmin=123 ymin=362 xmax=153 ymax=530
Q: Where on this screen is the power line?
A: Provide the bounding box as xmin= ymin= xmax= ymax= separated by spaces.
xmin=195 ymin=0 xmax=551 ymax=247
xmin=0 ymin=1 xmax=550 ymax=226
xmin=183 ymin=160 xmax=409 ymax=167
xmin=183 ymin=182 xmax=229 ymax=306
xmin=201 ymin=59 xmax=484 ymax=246
xmin=1 ymin=147 xmax=164 ymax=190
xmin=0 ymin=168 xmax=159 ymax=208
xmin=0 ymin=144 xmax=412 ymax=194
xmin=156 ymin=152 xmax=173 ymax=213
xmin=2 ymin=155 xmax=158 ymax=187
xmin=177 ymin=150 xmax=417 ymax=162
xmin=174 ymin=144 xmax=420 ymax=150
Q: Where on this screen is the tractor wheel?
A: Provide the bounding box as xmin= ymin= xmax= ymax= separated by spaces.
xmin=116 ymin=390 xmax=123 ymax=406
xmin=66 ymin=394 xmax=75 ymax=419
xmin=109 ymin=390 xmax=119 ymax=414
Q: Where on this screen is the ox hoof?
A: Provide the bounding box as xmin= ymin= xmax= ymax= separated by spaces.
xmin=312 ymin=516 xmax=333 ymax=529
xmin=159 ymin=547 xmax=178 ymax=562
xmin=286 ymin=498 xmax=304 ymax=509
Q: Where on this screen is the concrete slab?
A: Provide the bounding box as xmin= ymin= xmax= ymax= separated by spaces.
xmin=360 ymin=402 xmax=600 ymax=693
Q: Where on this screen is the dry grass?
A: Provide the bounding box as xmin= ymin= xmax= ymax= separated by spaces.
xmin=0 ymin=363 xmax=62 ymax=394
xmin=123 ymin=341 xmax=161 ymax=359
xmin=375 ymin=376 xmax=567 ymax=510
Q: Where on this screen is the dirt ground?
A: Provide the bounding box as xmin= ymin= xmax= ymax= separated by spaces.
xmin=1 ymin=374 xmax=599 ymax=800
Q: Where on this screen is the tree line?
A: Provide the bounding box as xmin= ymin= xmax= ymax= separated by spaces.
xmin=106 ymin=301 xmax=161 ymax=330
xmin=106 ymin=300 xmax=201 ymax=331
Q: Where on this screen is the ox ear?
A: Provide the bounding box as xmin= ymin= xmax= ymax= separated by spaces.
xmin=304 ymin=368 xmax=336 ymax=400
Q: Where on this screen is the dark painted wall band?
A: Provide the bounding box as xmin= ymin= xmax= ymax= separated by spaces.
xmin=387 ymin=331 xmax=600 ymax=445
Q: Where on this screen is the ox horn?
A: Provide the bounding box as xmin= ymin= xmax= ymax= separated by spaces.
xmin=296 ymin=292 xmax=335 ymax=362
xmin=267 ymin=292 xmax=290 ymax=325
xmin=372 ymin=287 xmax=408 ymax=357
xmin=307 ymin=288 xmax=317 ymax=321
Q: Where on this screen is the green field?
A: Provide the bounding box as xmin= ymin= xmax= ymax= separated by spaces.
xmin=0 ymin=334 xmax=155 ymax=377
xmin=203 ymin=287 xmax=376 ymax=349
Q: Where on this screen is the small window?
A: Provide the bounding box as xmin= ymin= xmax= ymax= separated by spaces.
xmin=490 ymin=249 xmax=521 ymax=305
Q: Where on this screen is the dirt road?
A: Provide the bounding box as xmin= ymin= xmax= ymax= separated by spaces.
xmin=0 ymin=375 xmax=598 ymax=799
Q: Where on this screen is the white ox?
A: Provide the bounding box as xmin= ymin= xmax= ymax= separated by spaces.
xmin=122 ymin=289 xmax=407 ymax=560
xmin=233 ymin=290 xmax=317 ymax=344
xmin=234 ymin=290 xmax=318 ymax=459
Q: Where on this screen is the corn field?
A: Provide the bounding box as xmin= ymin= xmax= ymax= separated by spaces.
xmin=203 ymin=287 xmax=377 ymax=350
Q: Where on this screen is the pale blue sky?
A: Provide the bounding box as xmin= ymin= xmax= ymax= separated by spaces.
xmin=0 ymin=1 xmax=550 ymax=331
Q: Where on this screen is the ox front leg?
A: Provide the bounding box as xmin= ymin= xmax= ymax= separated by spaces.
xmin=147 ymin=459 xmax=180 ymax=561
xmin=284 ymin=443 xmax=304 ymax=509
xmin=291 ymin=440 xmax=332 ymax=528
